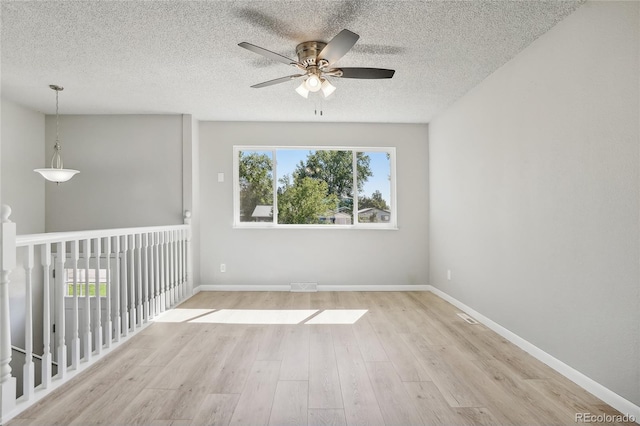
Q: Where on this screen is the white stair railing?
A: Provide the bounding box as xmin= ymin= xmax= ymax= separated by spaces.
xmin=0 ymin=205 xmax=192 ymax=424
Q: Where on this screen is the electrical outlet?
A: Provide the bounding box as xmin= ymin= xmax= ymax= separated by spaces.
xmin=217 ymin=172 xmax=224 ymax=182
xmin=220 ymin=263 xmax=226 ymax=273
xmin=447 ymin=269 xmax=451 ymax=280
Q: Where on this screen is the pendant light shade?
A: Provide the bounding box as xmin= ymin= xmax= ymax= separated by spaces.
xmin=35 ymin=85 xmax=79 ymax=184
xmin=34 ymin=167 xmax=79 ymax=183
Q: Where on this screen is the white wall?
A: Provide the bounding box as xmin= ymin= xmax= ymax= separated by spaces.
xmin=45 ymin=115 xmax=184 ymax=231
xmin=1 ymin=98 xmax=45 ymax=234
xmin=429 ymin=1 xmax=639 ymax=406
xmin=199 ymin=121 xmax=429 ymax=288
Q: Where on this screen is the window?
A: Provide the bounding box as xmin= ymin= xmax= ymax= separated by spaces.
xmin=65 ymin=268 xmax=107 ymax=297
xmin=234 ymin=146 xmax=396 ymax=228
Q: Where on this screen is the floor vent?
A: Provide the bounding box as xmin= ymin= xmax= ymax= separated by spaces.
xmin=457 ymin=312 xmax=479 ymax=325
xmin=290 ymin=282 xmax=318 ymax=292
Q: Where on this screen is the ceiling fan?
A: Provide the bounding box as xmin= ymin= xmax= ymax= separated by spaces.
xmin=238 ymin=29 xmax=395 ymax=98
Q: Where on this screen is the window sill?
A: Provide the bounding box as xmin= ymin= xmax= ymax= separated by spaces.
xmin=233 ymin=224 xmax=399 ymax=230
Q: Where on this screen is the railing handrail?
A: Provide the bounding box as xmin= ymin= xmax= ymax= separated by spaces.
xmin=16 ymin=224 xmax=189 ymax=247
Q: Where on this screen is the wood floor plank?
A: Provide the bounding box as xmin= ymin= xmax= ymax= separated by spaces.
xmin=367 ymin=311 xmax=432 ymax=382
xmin=333 ymin=341 xmax=385 ymax=425
xmin=308 ymin=409 xmax=347 ymax=426
xmin=473 ymin=357 xmax=571 ymax=424
xmin=352 ymin=315 xmax=388 ymax=362
xmin=308 ymin=326 xmax=343 ymax=409
xmin=257 ymin=324 xmax=286 ymax=361
xmin=154 ymin=388 xmax=208 ymax=421
xmin=228 ymin=360 xmax=281 ymax=426
xmin=400 ymin=333 xmax=485 ymax=407
xmin=207 ymin=326 xmax=264 ymax=393
xmin=405 ymin=381 xmax=497 ymax=426
xmin=268 ymin=380 xmax=308 ymax=426
xmin=113 ymin=388 xmax=175 ymax=425
xmin=365 ymin=361 xmax=424 ymax=425
xmin=69 ymin=365 xmax=164 ymax=425
xmin=280 ymin=325 xmax=310 ymax=381
xmin=190 ymin=393 xmax=239 ymax=426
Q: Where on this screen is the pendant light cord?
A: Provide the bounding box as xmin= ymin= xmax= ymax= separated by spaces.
xmin=51 ymin=86 xmax=63 ymax=169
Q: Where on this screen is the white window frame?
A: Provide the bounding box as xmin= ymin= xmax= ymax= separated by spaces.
xmin=233 ymin=145 xmax=397 ymax=229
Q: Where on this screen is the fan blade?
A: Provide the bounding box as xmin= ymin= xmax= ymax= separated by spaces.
xmin=251 ymin=74 xmax=305 ymax=88
xmin=337 ymin=68 xmax=395 ymax=79
xmin=317 ymin=29 xmax=359 ymax=65
xmin=239 ymin=42 xmax=299 ymax=66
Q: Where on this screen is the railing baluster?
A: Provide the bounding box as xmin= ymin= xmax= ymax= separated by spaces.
xmin=175 ymin=231 xmax=180 ymax=302
xmin=178 ymin=229 xmax=183 ymax=302
xmin=165 ymin=231 xmax=171 ymax=309
xmin=121 ymin=235 xmax=129 ymax=337
xmin=172 ymin=231 xmax=176 ymax=305
xmin=149 ymin=233 xmax=156 ymax=319
xmin=0 ymin=206 xmax=17 ymax=420
xmin=22 ymin=245 xmax=34 ymax=399
xmin=142 ymin=234 xmax=149 ymax=322
xmin=70 ymin=240 xmax=80 ymax=369
xmin=128 ymin=235 xmax=136 ymax=330
xmin=104 ymin=237 xmax=112 ymax=348
xmin=185 ymin=214 xmax=193 ymax=296
xmin=55 ymin=242 xmax=67 ymax=379
xmin=82 ymin=239 xmax=92 ymax=361
xmin=169 ymin=231 xmax=175 ymax=308
xmin=183 ymin=229 xmax=188 ymax=298
xmin=159 ymin=232 xmax=165 ymax=313
xmin=136 ymin=234 xmax=142 ymax=326
xmin=40 ymin=243 xmax=52 ymax=388
xmin=93 ymin=238 xmax=102 ymax=355
xmin=113 ymin=236 xmax=121 ymax=342
xmin=154 ymin=232 xmax=161 ymax=314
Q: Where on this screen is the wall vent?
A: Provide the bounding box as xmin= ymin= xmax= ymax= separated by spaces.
xmin=457 ymin=312 xmax=479 ymax=325
xmin=290 ymin=282 xmax=318 ymax=292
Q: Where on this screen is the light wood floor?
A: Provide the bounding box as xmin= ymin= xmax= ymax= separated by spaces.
xmin=10 ymin=291 xmax=634 ymax=425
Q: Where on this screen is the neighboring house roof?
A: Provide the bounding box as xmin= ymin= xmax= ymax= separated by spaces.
xmin=357 ymin=207 xmax=390 ymax=214
xmin=333 ymin=212 xmax=351 ymax=218
xmin=252 ymin=205 xmax=273 ymax=218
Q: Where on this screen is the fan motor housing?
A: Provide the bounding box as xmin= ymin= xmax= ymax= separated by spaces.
xmin=296 ymin=41 xmax=327 ymax=67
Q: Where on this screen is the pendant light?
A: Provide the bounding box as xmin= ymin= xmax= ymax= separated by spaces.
xmin=34 ymin=85 xmax=79 ymax=184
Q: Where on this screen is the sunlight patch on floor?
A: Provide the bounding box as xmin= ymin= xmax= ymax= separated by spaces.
xmin=189 ymin=309 xmax=319 ymax=325
xmin=154 ymin=308 xmax=371 ymax=325
xmin=153 ymin=308 xmax=216 ymax=322
xmin=304 ymin=309 xmax=368 ymax=324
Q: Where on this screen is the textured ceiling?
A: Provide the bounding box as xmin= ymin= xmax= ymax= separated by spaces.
xmin=1 ymin=0 xmax=583 ymax=123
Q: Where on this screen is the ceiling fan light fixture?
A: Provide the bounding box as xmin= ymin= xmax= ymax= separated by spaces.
xmin=305 ymin=74 xmax=322 ymax=92
xmin=295 ymin=82 xmax=309 ymax=98
xmin=320 ymin=78 xmax=336 ymax=98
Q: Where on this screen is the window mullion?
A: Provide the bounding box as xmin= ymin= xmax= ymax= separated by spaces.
xmin=273 ymin=149 xmax=278 ymax=225
xmin=352 ymin=150 xmax=359 ymax=226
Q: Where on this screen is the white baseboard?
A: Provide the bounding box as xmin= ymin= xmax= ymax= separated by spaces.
xmin=318 ymin=284 xmax=429 ymax=291
xmin=194 ymin=284 xmax=430 ymax=292
xmin=195 ymin=284 xmax=290 ymax=292
xmin=427 ymin=285 xmax=640 ymax=421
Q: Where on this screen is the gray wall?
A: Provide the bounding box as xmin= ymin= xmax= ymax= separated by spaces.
xmin=1 ymin=98 xmax=45 ymax=234
xmin=45 ymin=115 xmax=184 ymax=232
xmin=1 ymin=98 xmax=46 ymax=355
xmin=199 ymin=121 xmax=429 ymax=288
xmin=429 ymin=1 xmax=639 ymax=405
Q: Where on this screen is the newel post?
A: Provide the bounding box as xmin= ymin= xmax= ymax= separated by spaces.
xmin=0 ymin=205 xmax=17 ymax=422
xmin=184 ymin=210 xmax=193 ymax=296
